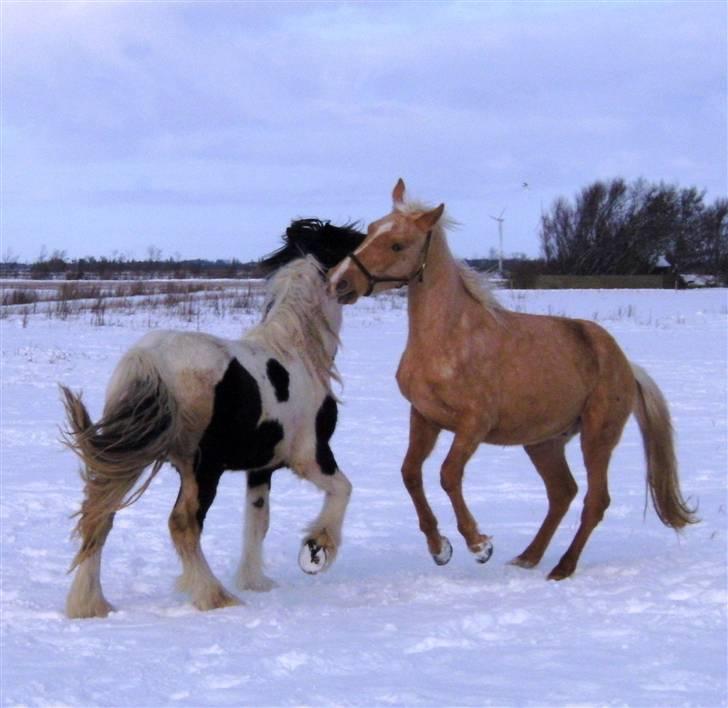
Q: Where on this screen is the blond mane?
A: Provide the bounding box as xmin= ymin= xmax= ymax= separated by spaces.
xmin=247 ymin=256 xmax=341 ymax=390
xmin=397 ymin=198 xmax=503 ymax=315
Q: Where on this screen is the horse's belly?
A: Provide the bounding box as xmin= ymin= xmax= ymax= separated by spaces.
xmin=415 ymin=401 xmax=460 ymax=432
xmin=416 ymin=382 xmax=583 ymax=445
xmin=484 ymin=395 xmax=584 ymax=446
xmin=484 ymin=419 xmax=576 ymax=446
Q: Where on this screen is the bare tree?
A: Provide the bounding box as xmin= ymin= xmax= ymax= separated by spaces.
xmin=540 ymin=179 xmax=723 ymax=278
xmin=2 ymin=247 xmax=19 ymax=265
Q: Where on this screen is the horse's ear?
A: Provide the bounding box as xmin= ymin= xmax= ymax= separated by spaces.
xmin=392 ymin=178 xmax=406 ymax=206
xmin=414 ymin=203 xmax=445 ymax=231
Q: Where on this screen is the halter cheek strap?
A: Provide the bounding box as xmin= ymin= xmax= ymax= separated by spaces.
xmin=347 ymin=230 xmax=432 ymax=297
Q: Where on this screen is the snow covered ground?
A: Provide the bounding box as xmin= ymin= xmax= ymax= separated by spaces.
xmin=2 ymin=287 xmax=726 ymax=706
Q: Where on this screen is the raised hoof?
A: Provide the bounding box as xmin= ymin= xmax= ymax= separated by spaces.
xmin=299 ymin=539 xmax=328 ymax=575
xmin=471 ymin=538 xmax=494 ymax=564
xmin=509 ymin=555 xmax=538 ymax=569
xmin=432 ymin=536 xmax=453 ymax=566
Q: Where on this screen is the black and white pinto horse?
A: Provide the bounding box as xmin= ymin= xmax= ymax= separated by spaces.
xmin=60 ymin=219 xmax=366 ymax=618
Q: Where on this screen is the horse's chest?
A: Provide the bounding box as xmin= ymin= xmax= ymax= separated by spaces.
xmin=397 ymin=356 xmax=477 ymax=430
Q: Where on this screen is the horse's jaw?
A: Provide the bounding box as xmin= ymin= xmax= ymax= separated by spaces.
xmin=336 ymin=292 xmax=359 ymax=305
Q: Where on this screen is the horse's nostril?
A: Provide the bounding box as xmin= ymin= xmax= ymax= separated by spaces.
xmin=336 ymin=279 xmax=349 ymax=293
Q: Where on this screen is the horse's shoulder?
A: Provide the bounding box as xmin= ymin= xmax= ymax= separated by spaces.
xmin=395 ymin=350 xmax=416 ymax=400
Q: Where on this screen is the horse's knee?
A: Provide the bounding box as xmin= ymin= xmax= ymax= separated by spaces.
xmin=566 ymin=477 xmax=579 ymax=502
xmin=582 ymin=491 xmax=610 ymax=524
xmin=168 ymin=509 xmax=185 ymax=534
xmin=324 ymin=471 xmax=352 ymax=510
xmin=337 ymin=473 xmax=353 ymax=499
xmin=551 ymin=478 xmax=578 ymax=510
xmin=168 ymin=507 xmax=198 ymax=547
xmin=440 ymin=465 xmax=462 ymax=495
xmin=401 ymin=463 xmax=423 ymax=492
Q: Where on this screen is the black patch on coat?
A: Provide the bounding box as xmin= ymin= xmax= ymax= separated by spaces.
xmin=197 ymin=359 xmax=284 ymax=497
xmin=315 ymin=395 xmax=338 ymax=475
xmin=252 ymin=497 xmax=265 ymax=509
xmin=266 ymin=358 xmax=290 ymax=402
xmin=247 ymin=467 xmax=277 ymax=489
xmin=195 ymin=464 xmax=223 ymax=529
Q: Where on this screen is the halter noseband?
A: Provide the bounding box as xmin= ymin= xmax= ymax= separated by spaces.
xmin=346 ymin=230 xmax=433 ymax=297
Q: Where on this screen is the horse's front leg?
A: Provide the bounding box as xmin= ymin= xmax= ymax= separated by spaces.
xmin=440 ymin=430 xmax=493 ymax=564
xmin=294 ymin=460 xmax=352 ymax=575
xmin=401 ymin=407 xmax=449 ymax=564
xmin=236 ymin=469 xmax=278 ymax=591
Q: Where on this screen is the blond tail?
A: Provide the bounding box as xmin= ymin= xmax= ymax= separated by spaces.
xmin=631 ymin=362 xmax=697 ymax=529
xmin=60 ymin=350 xmax=178 ymax=569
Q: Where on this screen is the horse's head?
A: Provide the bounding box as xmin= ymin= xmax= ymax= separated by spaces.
xmin=260 ymin=219 xmax=366 ymax=275
xmin=328 ymin=179 xmax=445 ymax=304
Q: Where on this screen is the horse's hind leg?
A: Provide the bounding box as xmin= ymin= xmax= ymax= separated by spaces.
xmin=401 ymin=407 xmax=449 ymax=563
xmin=236 ymin=469 xmax=277 ymax=591
xmin=548 ymin=396 xmax=629 ymax=580
xmin=66 ymin=504 xmax=116 ymax=619
xmin=511 ymin=439 xmax=578 ymax=569
xmin=169 ymin=460 xmax=240 ymax=610
xmin=66 ymin=467 xmax=141 ymax=618
xmin=547 ymin=444 xmax=612 ymax=580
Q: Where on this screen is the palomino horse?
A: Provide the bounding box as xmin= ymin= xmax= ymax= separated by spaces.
xmin=329 ymin=180 xmax=696 ymax=580
xmin=61 ymin=219 xmax=365 ymax=618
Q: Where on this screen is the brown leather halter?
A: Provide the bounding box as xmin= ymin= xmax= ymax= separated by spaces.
xmin=346 ymin=230 xmax=433 ymax=297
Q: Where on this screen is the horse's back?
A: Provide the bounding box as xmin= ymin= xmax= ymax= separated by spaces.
xmin=500 ymin=310 xmax=630 ymax=380
xmin=134 ymin=328 xmax=229 ymax=383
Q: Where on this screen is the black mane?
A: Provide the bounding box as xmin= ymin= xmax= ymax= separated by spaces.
xmin=259 ymin=218 xmax=366 ymax=274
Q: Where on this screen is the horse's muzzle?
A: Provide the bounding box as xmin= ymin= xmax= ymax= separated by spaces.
xmin=332 ymin=279 xmax=358 ymax=304
xmin=337 ymin=290 xmax=358 ymax=305
xmin=328 ymin=263 xmax=360 ymax=304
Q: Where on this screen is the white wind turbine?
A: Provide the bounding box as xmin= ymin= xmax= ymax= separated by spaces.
xmin=490 ymin=208 xmax=506 ymax=275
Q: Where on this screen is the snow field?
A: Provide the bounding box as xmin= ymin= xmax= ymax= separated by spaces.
xmin=1 ymin=288 xmax=726 ymax=706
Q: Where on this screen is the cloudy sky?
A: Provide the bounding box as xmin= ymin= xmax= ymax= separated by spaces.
xmin=2 ymin=1 xmax=726 ymax=263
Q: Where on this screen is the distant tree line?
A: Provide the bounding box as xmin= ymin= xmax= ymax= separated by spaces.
xmin=3 ymin=178 xmax=725 ymax=283
xmin=2 ymin=248 xmax=529 ymax=281
xmin=6 ymin=249 xmax=263 ymax=280
xmin=539 ymin=178 xmax=727 ymax=278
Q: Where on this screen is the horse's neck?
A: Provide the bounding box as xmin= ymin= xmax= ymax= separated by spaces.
xmin=270 ymin=306 xmax=339 ymax=357
xmin=254 ymin=287 xmax=341 ymax=378
xmin=319 ymin=305 xmax=342 ymax=361
xmin=406 ymin=233 xmax=466 ymax=342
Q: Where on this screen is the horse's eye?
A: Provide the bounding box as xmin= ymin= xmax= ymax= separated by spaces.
xmin=392 ymin=243 xmax=403 ymax=252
